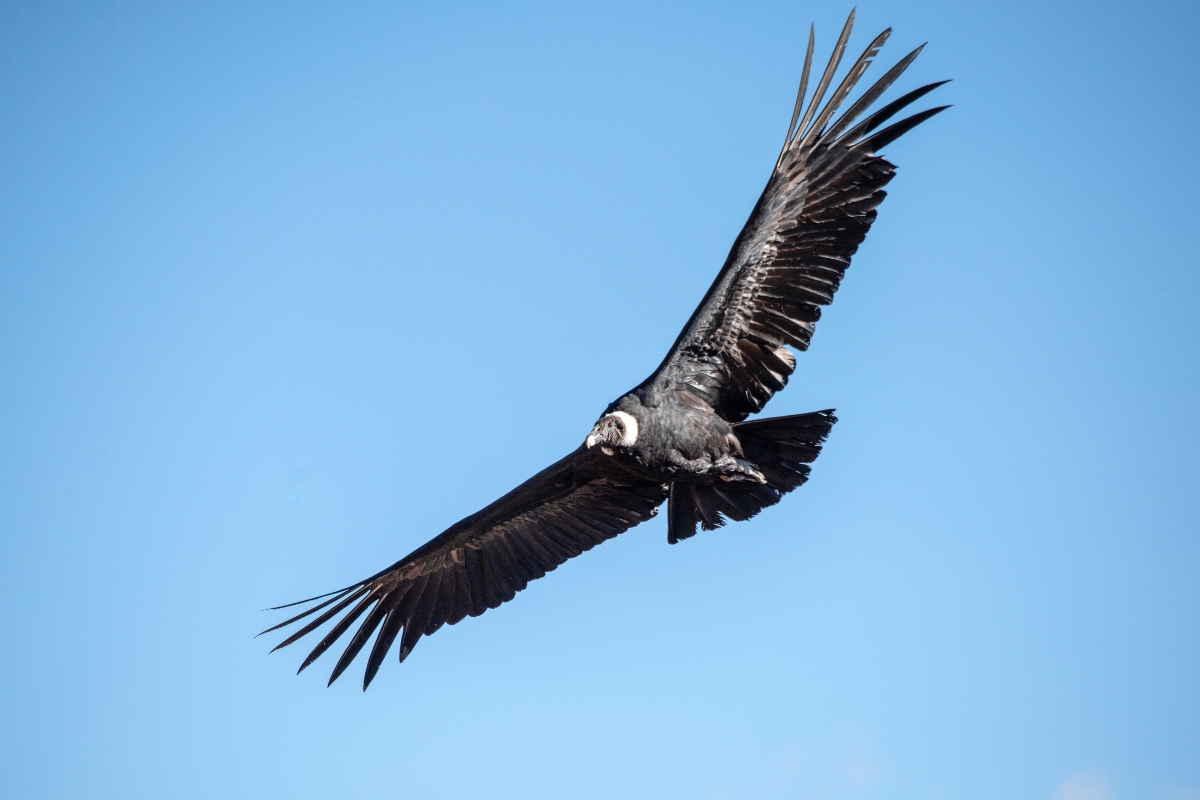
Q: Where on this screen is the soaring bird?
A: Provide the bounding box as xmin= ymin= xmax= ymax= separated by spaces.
xmin=263 ymin=10 xmax=948 ymax=689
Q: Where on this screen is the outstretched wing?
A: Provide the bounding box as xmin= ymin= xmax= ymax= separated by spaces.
xmin=648 ymin=11 xmax=948 ymax=422
xmin=263 ymin=449 xmax=666 ymax=689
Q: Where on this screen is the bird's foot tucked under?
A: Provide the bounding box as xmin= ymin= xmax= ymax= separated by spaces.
xmin=714 ymin=457 xmax=766 ymax=483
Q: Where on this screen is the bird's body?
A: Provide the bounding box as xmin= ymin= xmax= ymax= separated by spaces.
xmin=591 ymin=390 xmax=750 ymax=482
xmin=263 ymin=10 xmax=948 ymax=689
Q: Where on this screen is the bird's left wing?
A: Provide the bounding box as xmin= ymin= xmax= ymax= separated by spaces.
xmin=646 ymin=12 xmax=948 ymax=422
xmin=263 ymin=448 xmax=667 ymax=689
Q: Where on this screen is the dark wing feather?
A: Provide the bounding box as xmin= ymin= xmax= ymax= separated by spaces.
xmin=648 ymin=12 xmax=948 ymax=422
xmin=264 ymin=448 xmax=666 ymax=689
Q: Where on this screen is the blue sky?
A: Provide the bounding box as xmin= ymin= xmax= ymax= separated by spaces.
xmin=1 ymin=1 xmax=1197 ymax=798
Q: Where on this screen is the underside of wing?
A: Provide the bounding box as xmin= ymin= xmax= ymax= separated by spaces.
xmin=262 ymin=449 xmax=667 ymax=689
xmin=650 ymin=10 xmax=949 ymax=422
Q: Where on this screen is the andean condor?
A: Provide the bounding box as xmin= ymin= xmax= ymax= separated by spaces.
xmin=263 ymin=10 xmax=948 ymax=689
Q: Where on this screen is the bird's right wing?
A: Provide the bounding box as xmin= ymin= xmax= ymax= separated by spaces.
xmin=262 ymin=448 xmax=667 ymax=690
xmin=647 ymin=11 xmax=948 ymax=422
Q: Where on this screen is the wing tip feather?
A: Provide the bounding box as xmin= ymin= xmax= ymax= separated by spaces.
xmin=858 ymin=104 xmax=950 ymax=152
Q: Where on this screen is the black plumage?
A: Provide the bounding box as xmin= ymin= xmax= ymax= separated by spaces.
xmin=263 ymin=10 xmax=948 ymax=689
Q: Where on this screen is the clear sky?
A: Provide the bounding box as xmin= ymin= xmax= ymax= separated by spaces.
xmin=1 ymin=1 xmax=1197 ymax=798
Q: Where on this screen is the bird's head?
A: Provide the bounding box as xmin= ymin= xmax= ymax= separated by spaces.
xmin=585 ymin=410 xmax=639 ymax=454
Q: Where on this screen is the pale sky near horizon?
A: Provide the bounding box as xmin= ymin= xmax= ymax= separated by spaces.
xmin=1 ymin=2 xmax=1198 ymax=798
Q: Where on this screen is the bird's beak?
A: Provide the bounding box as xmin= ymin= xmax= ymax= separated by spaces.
xmin=585 ymin=431 xmax=600 ymax=449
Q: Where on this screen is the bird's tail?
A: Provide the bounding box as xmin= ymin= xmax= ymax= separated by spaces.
xmin=667 ymin=410 xmax=837 ymax=543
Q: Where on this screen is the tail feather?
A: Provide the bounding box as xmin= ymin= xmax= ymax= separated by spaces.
xmin=667 ymin=483 xmax=702 ymax=543
xmin=667 ymin=410 xmax=838 ymax=544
